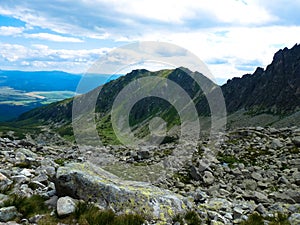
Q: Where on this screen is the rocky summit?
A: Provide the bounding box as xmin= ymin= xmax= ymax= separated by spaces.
xmin=0 ymin=126 xmax=299 ymax=224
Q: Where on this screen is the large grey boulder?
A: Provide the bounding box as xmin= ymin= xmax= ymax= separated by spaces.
xmin=55 ymin=163 xmax=192 ymax=223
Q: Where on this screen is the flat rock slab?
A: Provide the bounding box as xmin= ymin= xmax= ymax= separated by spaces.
xmin=55 ymin=162 xmax=192 ymax=222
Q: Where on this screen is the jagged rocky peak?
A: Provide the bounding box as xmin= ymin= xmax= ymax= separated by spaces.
xmin=253 ymin=67 xmax=264 ymax=76
xmin=272 ymin=43 xmax=300 ymax=62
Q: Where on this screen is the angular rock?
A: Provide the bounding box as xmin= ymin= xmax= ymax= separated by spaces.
xmin=251 ymin=172 xmax=263 ymax=181
xmin=269 ymin=192 xmax=295 ymax=204
xmin=271 ymin=139 xmax=283 ymax=148
xmin=289 ymin=213 xmax=300 ymax=225
xmin=278 ymin=176 xmax=290 ymax=184
xmin=255 ymin=203 xmax=267 ymax=215
xmin=292 ymin=136 xmax=300 ymax=147
xmin=190 ymin=165 xmax=201 ymax=181
xmin=0 ymin=194 xmax=9 ymax=207
xmin=137 ymin=149 xmax=151 ymax=160
xmin=0 ymin=173 xmax=13 ymax=192
xmin=55 ymin=163 xmax=191 ymax=222
xmin=292 ymin=172 xmax=300 ymax=185
xmin=203 ymin=171 xmax=214 ymax=185
xmin=0 ymin=206 xmax=19 ymax=222
xmin=243 ymin=179 xmax=257 ymax=191
xmin=249 ymin=191 xmax=269 ymax=204
xmin=286 ymin=190 xmax=300 ymax=203
xmin=233 ymin=207 xmax=244 ymax=219
xmin=57 ymin=196 xmax=76 ymax=217
xmin=198 ymin=159 xmax=211 ymax=172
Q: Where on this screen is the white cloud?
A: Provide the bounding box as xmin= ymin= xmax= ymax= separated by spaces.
xmin=0 ymin=0 xmax=299 ymax=82
xmin=0 ymin=26 xmax=24 ymax=36
xmin=24 ymin=33 xmax=83 ymax=42
xmin=131 ymin=25 xmax=300 ymax=80
xmin=0 ymin=0 xmax=277 ymax=40
xmin=0 ymin=43 xmax=112 ymax=72
xmin=109 ymin=0 xmax=275 ymax=25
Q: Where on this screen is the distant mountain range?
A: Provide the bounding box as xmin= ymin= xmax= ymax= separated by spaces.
xmin=0 ymin=70 xmax=120 ymax=121
xmin=1 ymin=44 xmax=299 ymax=143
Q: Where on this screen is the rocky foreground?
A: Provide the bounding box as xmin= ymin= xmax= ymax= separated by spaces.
xmin=0 ymin=126 xmax=300 ymax=224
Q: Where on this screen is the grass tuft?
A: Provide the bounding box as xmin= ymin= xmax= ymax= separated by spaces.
xmin=4 ymin=194 xmax=48 ymax=218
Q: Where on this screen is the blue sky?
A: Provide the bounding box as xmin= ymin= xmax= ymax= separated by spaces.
xmin=0 ymin=0 xmax=300 ymax=83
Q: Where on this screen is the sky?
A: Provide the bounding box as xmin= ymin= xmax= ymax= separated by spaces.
xmin=0 ymin=0 xmax=300 ymax=84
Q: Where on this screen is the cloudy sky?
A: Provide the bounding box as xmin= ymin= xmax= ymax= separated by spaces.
xmin=0 ymin=0 xmax=300 ymax=84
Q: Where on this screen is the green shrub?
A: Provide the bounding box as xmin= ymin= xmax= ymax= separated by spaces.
xmin=268 ymin=212 xmax=290 ymax=225
xmin=54 ymin=158 xmax=66 ymax=166
xmin=4 ymin=194 xmax=48 ymax=218
xmin=76 ymin=202 xmax=144 ymax=225
xmin=173 ymin=211 xmax=202 ymax=225
xmin=240 ymin=213 xmax=264 ymax=225
xmin=184 ymin=211 xmax=202 ymax=225
xmin=240 ymin=212 xmax=291 ymax=225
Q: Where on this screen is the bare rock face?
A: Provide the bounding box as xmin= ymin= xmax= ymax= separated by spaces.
xmin=55 ymin=162 xmax=192 ymax=223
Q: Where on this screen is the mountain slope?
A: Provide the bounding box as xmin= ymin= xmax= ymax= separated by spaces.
xmin=3 ymin=44 xmax=300 ymax=142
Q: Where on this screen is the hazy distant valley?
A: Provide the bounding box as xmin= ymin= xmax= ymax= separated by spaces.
xmin=0 ymin=70 xmax=120 ymax=121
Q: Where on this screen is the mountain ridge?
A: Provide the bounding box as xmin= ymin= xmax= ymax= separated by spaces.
xmin=1 ymin=44 xmax=300 ymax=142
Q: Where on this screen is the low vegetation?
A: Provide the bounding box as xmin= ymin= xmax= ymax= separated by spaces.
xmin=4 ymin=194 xmax=49 ymax=218
xmin=39 ymin=201 xmax=145 ymax=225
xmin=173 ymin=210 xmax=203 ymax=225
xmin=240 ymin=212 xmax=291 ymax=225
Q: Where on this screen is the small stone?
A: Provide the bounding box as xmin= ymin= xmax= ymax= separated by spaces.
xmin=286 ymin=190 xmax=300 ymax=203
xmin=251 ymin=172 xmax=263 ymax=181
xmin=28 ymin=181 xmax=46 ymax=190
xmin=190 ymin=166 xmax=201 ymax=181
xmin=137 ymin=150 xmax=151 ymax=160
xmin=289 ymin=213 xmax=300 ymax=225
xmin=243 ymin=179 xmax=257 ymax=191
xmin=269 ymin=192 xmax=295 ymax=204
xmin=256 ymin=203 xmax=267 ymax=215
xmin=271 ymin=139 xmax=283 ymax=148
xmin=20 ymin=169 xmax=33 ymax=177
xmin=193 ymin=189 xmax=208 ymax=204
xmin=57 ymin=196 xmax=76 ymax=217
xmin=252 ymin=191 xmax=269 ymax=204
xmin=0 ymin=194 xmax=9 ymax=208
xmin=203 ymin=171 xmax=214 ymax=185
xmin=0 ymin=173 xmax=13 ymax=192
xmin=231 ymin=168 xmax=242 ymax=176
xmin=292 ymin=172 xmax=300 ymax=185
xmin=257 ymin=181 xmax=269 ymax=189
xmin=28 ymin=214 xmax=44 ymax=223
xmin=11 ymin=175 xmax=28 ymax=184
xmin=278 ymin=176 xmax=290 ymax=184
xmin=45 ymin=195 xmax=58 ymax=208
xmin=198 ymin=159 xmax=210 ymax=172
xmin=292 ymin=137 xmax=300 ymax=147
xmin=233 ymin=207 xmax=244 ymax=219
